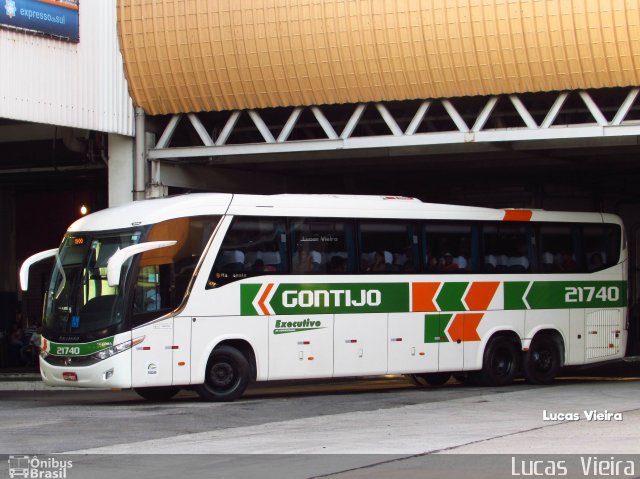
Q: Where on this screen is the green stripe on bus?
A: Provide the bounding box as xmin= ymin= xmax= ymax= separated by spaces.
xmin=241 ymin=279 xmax=627 ymax=316
xmin=241 ymin=282 xmax=410 ymax=315
xmin=505 ymin=281 xmax=626 ymax=310
xmin=240 ymin=284 xmax=262 ymax=315
xmin=45 ymin=336 xmax=114 ymax=357
xmin=504 ymin=282 xmax=530 ymax=310
xmin=424 ymin=313 xmax=452 ymax=343
xmin=436 ymin=282 xmax=468 ymax=311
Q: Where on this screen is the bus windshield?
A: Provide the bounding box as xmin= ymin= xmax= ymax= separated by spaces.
xmin=43 ymin=230 xmax=143 ymax=338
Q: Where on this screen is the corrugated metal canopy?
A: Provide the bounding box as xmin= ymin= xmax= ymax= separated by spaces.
xmin=117 ymin=0 xmax=640 ymax=115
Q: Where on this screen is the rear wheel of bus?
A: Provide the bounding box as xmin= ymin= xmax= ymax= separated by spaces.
xmin=196 ymin=345 xmax=250 ymax=402
xmin=522 ymin=335 xmax=561 ymax=384
xmin=474 ymin=335 xmax=520 ymax=386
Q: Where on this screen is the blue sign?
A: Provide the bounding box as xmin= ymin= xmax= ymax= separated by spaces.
xmin=1 ymin=0 xmax=79 ymax=42
xmin=71 ymin=315 xmax=80 ymax=329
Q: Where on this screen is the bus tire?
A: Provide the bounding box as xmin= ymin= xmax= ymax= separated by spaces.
xmin=476 ymin=336 xmax=520 ymax=386
xmin=196 ymin=345 xmax=250 ymax=402
xmin=134 ymin=386 xmax=180 ymax=401
xmin=409 ymin=373 xmax=451 ymax=387
xmin=522 ymin=335 xmax=560 ymax=385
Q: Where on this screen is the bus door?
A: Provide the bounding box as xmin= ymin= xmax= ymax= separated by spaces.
xmin=268 ymin=314 xmax=333 ymax=380
xmin=388 ymin=313 xmax=439 ymax=373
xmin=172 ymin=316 xmax=192 ymax=384
xmin=430 ymin=313 xmax=464 ymax=372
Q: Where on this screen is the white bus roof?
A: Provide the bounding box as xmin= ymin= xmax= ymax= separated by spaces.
xmin=67 ymin=193 xmax=616 ymax=232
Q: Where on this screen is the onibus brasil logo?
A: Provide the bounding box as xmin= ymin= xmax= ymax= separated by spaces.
xmin=8 ymin=456 xmax=73 ymax=478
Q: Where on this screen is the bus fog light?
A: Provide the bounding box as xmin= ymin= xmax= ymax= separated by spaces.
xmin=104 ymin=369 xmax=114 ymax=380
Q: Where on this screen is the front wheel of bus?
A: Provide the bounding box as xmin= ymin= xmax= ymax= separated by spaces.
xmin=522 ymin=335 xmax=560 ymax=385
xmin=196 ymin=345 xmax=250 ymax=402
xmin=134 ymin=386 xmax=180 ymax=401
xmin=476 ymin=336 xmax=520 ymax=386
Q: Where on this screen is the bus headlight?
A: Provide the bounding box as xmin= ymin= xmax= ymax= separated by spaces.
xmin=92 ymin=336 xmax=145 ymax=361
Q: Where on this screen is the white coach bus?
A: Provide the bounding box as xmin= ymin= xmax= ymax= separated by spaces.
xmin=20 ymin=194 xmax=627 ymax=401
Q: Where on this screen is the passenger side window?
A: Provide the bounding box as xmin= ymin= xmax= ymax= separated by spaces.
xmin=208 ymin=217 xmax=287 ymax=287
xmin=583 ymin=224 xmax=620 ymax=271
xmin=539 ymin=225 xmax=579 ymax=273
xmin=483 ymin=224 xmax=532 ymax=273
xmin=359 ymin=221 xmax=418 ymax=273
xmin=291 ymin=219 xmax=355 ymax=274
xmin=424 ymin=224 xmax=474 ymax=273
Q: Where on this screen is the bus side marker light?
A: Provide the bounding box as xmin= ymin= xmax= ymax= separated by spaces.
xmin=308 ymin=357 xmax=315 ymax=361
xmin=346 ymin=339 xmax=357 ymax=343
xmin=419 ymin=352 xmax=426 ymax=356
xmin=178 ymin=361 xmax=186 ymax=366
xmin=165 ymin=346 xmax=180 ymax=350
xmin=298 ymin=341 xmax=310 ymax=345
xmin=391 ymin=338 xmax=403 ymax=342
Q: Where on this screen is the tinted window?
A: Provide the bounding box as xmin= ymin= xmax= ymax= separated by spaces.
xmin=483 ymin=223 xmax=533 ymax=273
xmin=291 ymin=219 xmax=355 ymax=274
xmin=209 ymin=217 xmax=288 ymax=288
xmin=424 ymin=223 xmax=474 ymax=273
xmin=583 ymin=224 xmax=620 ymax=271
xmin=538 ymin=225 xmax=579 ymax=273
xmin=359 ymin=221 xmax=418 ymax=273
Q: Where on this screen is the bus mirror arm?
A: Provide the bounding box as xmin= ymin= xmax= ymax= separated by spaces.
xmin=106 ymin=240 xmax=177 ymax=287
xmin=19 ymin=248 xmax=59 ymax=291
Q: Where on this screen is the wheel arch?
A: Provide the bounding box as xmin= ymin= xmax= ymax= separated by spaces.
xmin=473 ymin=327 xmax=523 ymax=370
xmin=528 ymin=328 xmax=566 ymax=367
xmin=214 ymin=338 xmax=258 ymax=381
xmin=193 ymin=335 xmax=260 ymax=384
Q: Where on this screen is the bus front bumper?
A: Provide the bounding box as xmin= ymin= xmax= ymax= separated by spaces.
xmin=39 ymin=350 xmax=132 ymax=389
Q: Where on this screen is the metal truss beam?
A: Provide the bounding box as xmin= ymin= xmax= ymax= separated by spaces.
xmin=148 ymin=87 xmax=640 ymax=163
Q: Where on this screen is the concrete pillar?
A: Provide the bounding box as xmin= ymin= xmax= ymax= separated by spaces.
xmin=0 ymin=189 xmax=16 ymax=293
xmin=108 ymin=133 xmax=135 ymax=207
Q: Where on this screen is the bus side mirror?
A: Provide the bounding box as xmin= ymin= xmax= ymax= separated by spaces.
xmin=106 ymin=240 xmax=177 ymax=287
xmin=19 ymin=248 xmax=58 ymax=291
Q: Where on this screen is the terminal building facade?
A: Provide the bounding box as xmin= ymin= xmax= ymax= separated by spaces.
xmin=1 ymin=0 xmax=640 ymax=364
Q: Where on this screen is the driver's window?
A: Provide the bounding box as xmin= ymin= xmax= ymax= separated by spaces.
xmin=133 ymin=265 xmax=166 ymax=313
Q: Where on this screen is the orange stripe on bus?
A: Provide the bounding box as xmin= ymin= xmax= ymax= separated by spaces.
xmin=503 ymin=210 xmax=532 ymax=221
xmin=412 ymin=282 xmax=440 ymax=312
xmin=258 ymin=283 xmax=274 ymax=315
xmin=465 ymin=282 xmax=499 ymax=311
xmin=448 ymin=313 xmax=483 ymax=342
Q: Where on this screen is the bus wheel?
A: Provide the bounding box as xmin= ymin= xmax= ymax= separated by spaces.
xmin=522 ymin=335 xmax=560 ymax=384
xmin=196 ymin=345 xmax=250 ymax=402
xmin=476 ymin=336 xmax=520 ymax=386
xmin=134 ymin=386 xmax=180 ymax=401
xmin=409 ymin=373 xmax=451 ymax=387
